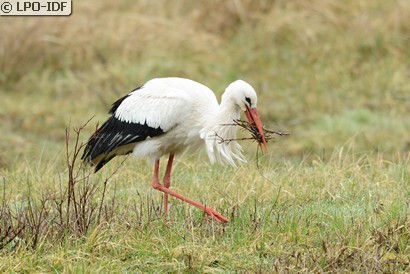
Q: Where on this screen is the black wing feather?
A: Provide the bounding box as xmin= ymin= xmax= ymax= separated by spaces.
xmin=82 ymin=115 xmax=164 ymax=172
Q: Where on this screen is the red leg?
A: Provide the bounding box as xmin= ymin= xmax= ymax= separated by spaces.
xmin=151 ymin=157 xmax=229 ymax=223
xmin=152 ymin=159 xmax=166 ymax=223
xmin=152 ymin=159 xmax=161 ymax=185
xmin=162 ymin=154 xmax=174 ymax=218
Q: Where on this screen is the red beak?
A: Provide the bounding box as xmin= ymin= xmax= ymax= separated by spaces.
xmin=244 ymin=105 xmax=268 ymax=152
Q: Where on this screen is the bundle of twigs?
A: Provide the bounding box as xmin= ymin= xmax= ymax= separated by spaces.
xmin=214 ymin=119 xmax=289 ymax=145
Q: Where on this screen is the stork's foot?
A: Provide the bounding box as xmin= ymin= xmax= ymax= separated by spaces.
xmin=152 ymin=180 xmax=229 ymax=223
xmin=205 ymin=207 xmax=229 ymax=223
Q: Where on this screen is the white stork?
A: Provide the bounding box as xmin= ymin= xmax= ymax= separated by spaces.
xmin=82 ymin=77 xmax=267 ymax=223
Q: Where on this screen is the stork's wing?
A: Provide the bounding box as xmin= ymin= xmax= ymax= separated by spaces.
xmin=82 ymin=83 xmax=191 ymax=171
xmin=113 ymin=84 xmax=192 ymax=131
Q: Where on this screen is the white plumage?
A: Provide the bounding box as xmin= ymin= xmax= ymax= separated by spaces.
xmin=82 ymin=77 xmax=267 ymax=223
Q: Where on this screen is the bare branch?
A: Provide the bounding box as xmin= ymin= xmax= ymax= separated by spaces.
xmin=211 ymin=119 xmax=289 ymax=145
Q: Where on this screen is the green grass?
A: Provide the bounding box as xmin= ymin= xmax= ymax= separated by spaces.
xmin=1 ymin=0 xmax=409 ymax=272
xmin=1 ymin=151 xmax=409 ymax=272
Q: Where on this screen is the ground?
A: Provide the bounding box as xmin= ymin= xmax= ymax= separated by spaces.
xmin=0 ymin=0 xmax=409 ymax=272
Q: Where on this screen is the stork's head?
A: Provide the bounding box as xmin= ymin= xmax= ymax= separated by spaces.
xmin=224 ymin=80 xmax=268 ymax=152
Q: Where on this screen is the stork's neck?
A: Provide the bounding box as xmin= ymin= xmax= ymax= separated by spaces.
xmin=200 ymin=96 xmax=244 ymax=167
xmin=216 ymin=98 xmax=241 ymax=125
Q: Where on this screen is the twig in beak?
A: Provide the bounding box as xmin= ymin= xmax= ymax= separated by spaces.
xmin=212 ymin=119 xmax=289 ymax=145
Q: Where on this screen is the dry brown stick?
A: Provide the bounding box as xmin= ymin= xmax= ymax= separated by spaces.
xmin=212 ymin=119 xmax=289 ymax=144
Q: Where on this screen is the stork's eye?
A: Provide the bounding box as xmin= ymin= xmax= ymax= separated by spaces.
xmin=245 ymin=96 xmax=252 ymax=106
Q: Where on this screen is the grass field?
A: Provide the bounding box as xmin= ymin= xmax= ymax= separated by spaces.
xmin=1 ymin=0 xmax=409 ymax=272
